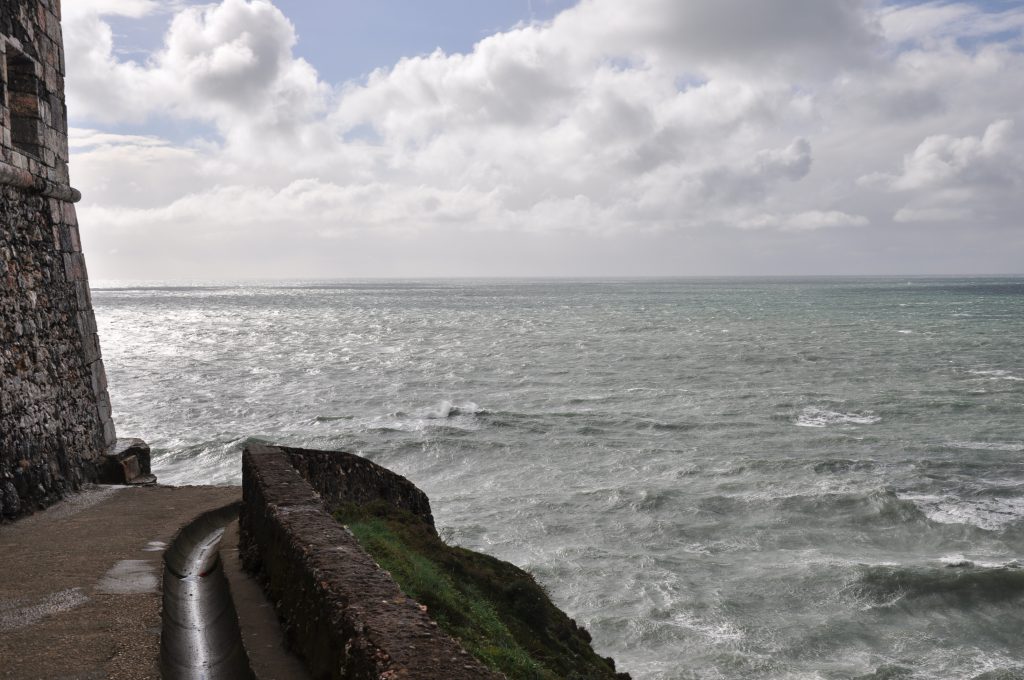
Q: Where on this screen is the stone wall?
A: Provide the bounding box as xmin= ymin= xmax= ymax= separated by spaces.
xmin=284 ymin=445 xmax=437 ymax=531
xmin=1 ymin=0 xmax=116 ymax=519
xmin=239 ymin=444 xmax=501 ymax=680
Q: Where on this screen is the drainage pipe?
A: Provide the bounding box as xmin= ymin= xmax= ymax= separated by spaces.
xmin=160 ymin=503 xmax=253 ymax=680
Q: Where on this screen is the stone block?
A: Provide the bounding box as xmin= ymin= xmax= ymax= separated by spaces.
xmin=96 ymin=439 xmax=151 ymax=484
xmin=102 ymin=418 xmax=117 ymax=449
xmin=58 ymin=223 xmax=80 ymax=252
xmin=60 ymin=200 xmax=76 ymax=226
xmin=9 ymin=91 xmax=40 ymax=118
xmin=75 ymin=309 xmax=96 ymax=338
xmin=73 ymin=280 xmax=91 ymax=309
xmin=62 ymin=251 xmax=86 ymax=281
xmin=96 ymin=454 xmax=138 ymax=484
xmin=81 ymin=331 xmax=101 ymax=364
xmin=96 ymin=390 xmax=111 ymax=424
xmin=89 ymin=360 xmax=108 ymax=396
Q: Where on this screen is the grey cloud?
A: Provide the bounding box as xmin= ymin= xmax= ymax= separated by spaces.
xmin=556 ymin=0 xmax=882 ymax=77
xmin=166 ymin=0 xmax=293 ymax=108
xmin=698 ymin=139 xmax=813 ymax=205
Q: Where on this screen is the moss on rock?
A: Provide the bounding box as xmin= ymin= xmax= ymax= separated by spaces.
xmin=334 ymin=501 xmax=630 ymax=680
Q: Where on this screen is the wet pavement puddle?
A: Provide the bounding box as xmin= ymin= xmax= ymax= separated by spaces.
xmin=96 ymin=559 xmax=159 ymax=595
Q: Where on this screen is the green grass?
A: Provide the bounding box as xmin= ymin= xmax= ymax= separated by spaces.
xmin=334 ymin=501 xmax=627 ymax=680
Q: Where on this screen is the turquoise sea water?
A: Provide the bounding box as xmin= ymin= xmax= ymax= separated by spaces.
xmin=93 ymin=278 xmax=1024 ymax=679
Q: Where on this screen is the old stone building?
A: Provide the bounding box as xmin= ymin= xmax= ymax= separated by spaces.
xmin=1 ymin=0 xmax=117 ymax=519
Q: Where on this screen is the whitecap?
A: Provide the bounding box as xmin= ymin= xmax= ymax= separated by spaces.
xmin=669 ymin=610 xmax=745 ymax=642
xmin=940 ymin=554 xmax=974 ymax=568
xmin=359 ymin=400 xmax=485 ymax=433
xmin=416 ymin=400 xmax=483 ymax=419
xmin=968 ymin=369 xmax=1024 ymax=381
xmin=939 ymin=555 xmax=1022 ymax=569
xmin=795 ymin=406 xmax=881 ymax=428
xmin=899 ymin=492 xmax=1024 ymax=531
xmin=421 ymin=400 xmax=456 ymax=419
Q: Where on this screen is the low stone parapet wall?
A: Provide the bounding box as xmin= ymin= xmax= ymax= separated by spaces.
xmin=283 ymin=445 xmax=436 ymax=531
xmin=239 ymin=443 xmax=500 ymax=680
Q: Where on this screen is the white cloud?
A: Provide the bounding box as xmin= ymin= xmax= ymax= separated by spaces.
xmin=863 ymin=120 xmax=1023 ymax=226
xmin=741 ymin=211 xmax=869 ymax=232
xmin=65 ymin=0 xmax=328 ymax=139
xmin=64 ymin=0 xmax=1024 ymax=277
xmin=63 ymin=0 xmax=159 ymax=20
xmin=69 ymin=128 xmax=169 ymax=149
xmin=889 ymin=120 xmax=1016 ymax=191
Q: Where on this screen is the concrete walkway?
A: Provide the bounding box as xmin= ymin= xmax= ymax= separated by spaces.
xmin=0 ymin=485 xmax=240 ymax=680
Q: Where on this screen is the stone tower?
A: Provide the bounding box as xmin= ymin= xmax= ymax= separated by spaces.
xmin=1 ymin=0 xmax=117 ymax=519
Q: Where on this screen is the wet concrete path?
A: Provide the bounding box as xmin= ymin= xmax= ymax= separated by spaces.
xmin=0 ymin=485 xmax=240 ymax=679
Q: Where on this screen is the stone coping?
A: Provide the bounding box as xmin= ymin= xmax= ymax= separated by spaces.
xmin=283 ymin=445 xmax=436 ymax=531
xmin=0 ymin=159 xmax=81 ymax=202
xmin=239 ymin=444 xmax=501 ymax=680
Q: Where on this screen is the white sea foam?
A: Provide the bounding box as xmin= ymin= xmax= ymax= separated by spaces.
xmin=362 ymin=400 xmax=485 ymax=433
xmin=968 ymin=369 xmax=1024 ymax=381
xmin=670 ymin=611 xmax=745 ymax=642
xmin=900 ymin=493 xmax=1024 ymax=531
xmin=940 ymin=554 xmax=974 ymax=567
xmin=939 ymin=554 xmax=1021 ymax=569
xmin=419 ymin=400 xmax=483 ymax=419
xmin=795 ymin=407 xmax=881 ymax=428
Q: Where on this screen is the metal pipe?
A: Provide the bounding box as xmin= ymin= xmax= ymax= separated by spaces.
xmin=160 ymin=504 xmax=254 ymax=680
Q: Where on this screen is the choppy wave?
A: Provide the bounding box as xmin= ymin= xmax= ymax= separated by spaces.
xmin=854 ymin=562 xmax=1024 ymax=604
xmin=899 ymin=493 xmax=1024 ymax=531
xmin=796 ymin=406 xmax=882 ymax=427
xmin=361 ymin=402 xmax=484 ymax=433
xmin=415 ymin=400 xmax=484 ymax=419
xmin=968 ymin=369 xmax=1024 ymax=381
xmin=949 ymin=441 xmax=1024 ymax=452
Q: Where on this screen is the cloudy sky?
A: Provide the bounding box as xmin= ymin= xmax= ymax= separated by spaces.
xmin=65 ymin=0 xmax=1023 ymax=279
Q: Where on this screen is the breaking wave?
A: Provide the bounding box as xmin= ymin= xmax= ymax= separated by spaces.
xmin=854 ymin=562 xmax=1024 ymax=605
xmin=796 ymin=406 xmax=882 ymax=427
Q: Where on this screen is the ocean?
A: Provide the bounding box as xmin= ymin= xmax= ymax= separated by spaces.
xmin=92 ymin=277 xmax=1024 ymax=679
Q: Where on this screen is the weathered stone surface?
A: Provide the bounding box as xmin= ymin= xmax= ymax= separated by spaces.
xmin=284 ymin=445 xmax=437 ymax=531
xmin=2 ymin=481 xmax=20 ymax=517
xmin=240 ymin=444 xmax=501 ymax=680
xmin=109 ymin=437 xmax=151 ymax=473
xmin=96 ymin=438 xmax=153 ymax=484
xmin=1 ymin=0 xmax=116 ymax=520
